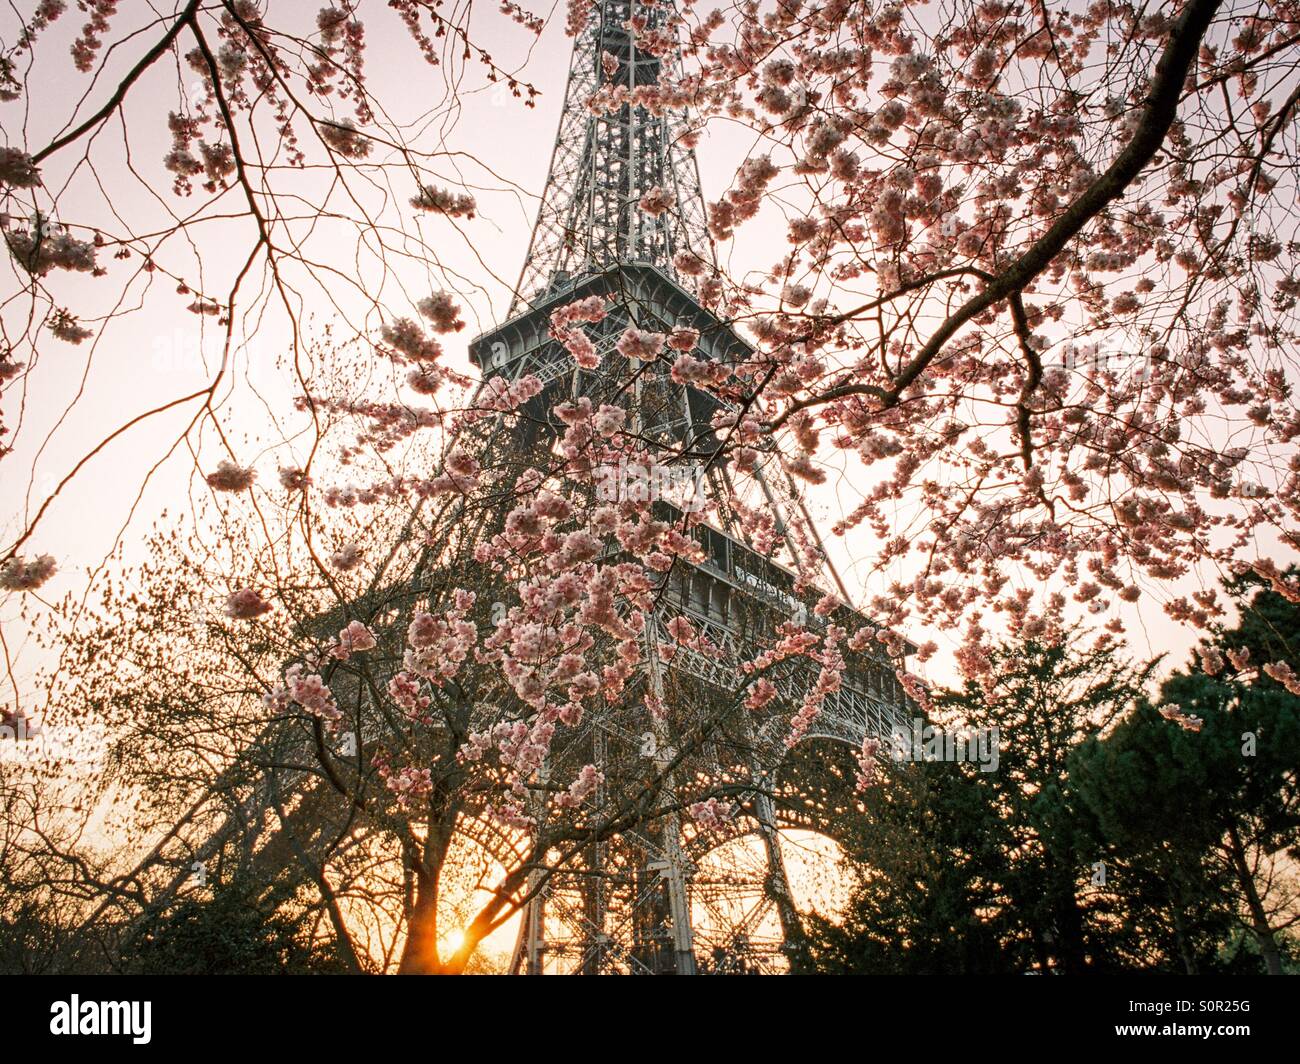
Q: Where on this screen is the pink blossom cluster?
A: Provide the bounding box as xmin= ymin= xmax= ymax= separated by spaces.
xmin=224 ymin=587 xmax=271 ymax=620
xmin=550 ymin=295 xmax=608 ymax=369
xmin=410 ymin=184 xmax=476 ymax=217
xmin=413 ymin=447 xmax=481 ymax=498
xmin=614 ymin=326 xmax=665 ymax=363
xmin=670 ymin=352 xmax=729 ymax=389
xmin=475 ymin=373 xmax=544 ymax=413
xmin=743 ymin=678 xmax=777 ymax=711
xmin=162 ymin=112 xmax=235 ymax=195
xmin=787 ymin=625 xmax=845 ymax=747
xmin=489 ymin=799 xmax=535 ymax=831
xmin=404 ymin=590 xmax=478 ymax=685
xmin=708 ymin=155 xmax=777 ymax=241
xmin=0 ymin=148 xmax=40 ymax=188
xmin=638 ymin=186 xmax=675 ymax=216
xmin=387 ymin=671 xmax=432 ymax=723
xmin=0 ymin=553 xmax=56 ymax=592
xmin=417 ymin=291 xmax=465 ymax=334
xmin=330 ymin=543 xmax=363 ymax=571
xmin=555 ymin=763 xmax=603 ymax=809
xmin=206 ymin=460 xmax=256 ymax=493
xmin=318 ymin=118 xmax=371 ymax=159
xmin=5 ymin=225 xmax=97 ymax=275
xmin=1262 ymin=661 xmax=1300 ymax=697
xmin=331 ymin=619 xmax=377 ymax=659
xmin=499 ymin=1 xmax=544 ymax=36
xmin=689 ymin=797 xmax=732 ymax=831
xmin=277 ymin=466 xmax=310 ymax=491
xmin=266 ymin=663 xmax=341 ymax=726
xmin=854 ymin=737 xmax=881 ymax=793
xmin=381 ymin=765 xmax=433 ymax=810
xmin=1158 ymin=703 xmax=1203 ymax=733
xmin=48 ymin=310 xmax=92 ymax=344
xmin=380 ymin=318 xmax=443 ymax=363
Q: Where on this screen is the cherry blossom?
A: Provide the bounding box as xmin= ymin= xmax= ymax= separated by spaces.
xmin=5 ymin=224 xmax=96 ymax=275
xmin=382 ymin=765 xmax=433 ymax=810
xmin=550 ymin=295 xmax=608 ymax=369
xmin=854 ymin=737 xmax=881 ymax=792
xmin=638 ymin=186 xmax=674 ymax=216
xmin=689 ymin=797 xmax=732 ymax=831
xmin=277 ymin=467 xmax=310 ymax=491
xmin=410 ymin=184 xmax=476 ymax=217
xmin=223 ymin=587 xmax=271 ymax=620
xmin=417 ymin=291 xmax=465 ymax=334
xmin=283 ymin=663 xmax=342 ymax=725
xmin=1158 ymin=703 xmax=1204 ymax=733
xmin=0 ymin=147 xmax=40 ymax=187
xmin=555 ymin=763 xmax=603 ymax=809
xmin=332 ymin=619 xmax=377 ymax=658
xmin=614 ymin=326 xmax=665 ymax=362
xmin=1262 ymin=661 xmax=1300 ymax=697
xmin=48 ymin=310 xmax=92 ymax=344
xmin=0 ymin=553 xmax=56 ymax=592
xmin=205 ymin=460 xmax=256 ymax=492
xmin=380 ymin=318 xmax=443 ymax=363
xmin=318 ymin=118 xmax=372 ymax=158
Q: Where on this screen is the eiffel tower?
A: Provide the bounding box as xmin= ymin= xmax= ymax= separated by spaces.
xmin=79 ymin=0 xmax=914 ymax=975
xmin=455 ymin=0 xmax=915 ymax=974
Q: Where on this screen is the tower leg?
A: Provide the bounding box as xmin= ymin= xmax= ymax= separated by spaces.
xmin=521 ymin=884 xmax=546 ymax=974
xmin=752 ymin=787 xmax=807 ymax=970
xmin=644 ymin=618 xmax=697 ymax=975
xmin=508 ymin=759 xmax=551 ymax=975
xmin=579 ymin=728 xmax=609 ymax=973
xmin=662 ymin=816 xmax=697 ymax=975
xmin=735 ymin=709 xmax=807 ymax=971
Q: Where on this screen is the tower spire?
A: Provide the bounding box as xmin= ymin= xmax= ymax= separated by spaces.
xmin=511 ymin=0 xmax=712 ymax=313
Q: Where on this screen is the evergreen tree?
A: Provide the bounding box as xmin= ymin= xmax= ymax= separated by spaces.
xmin=806 ymin=634 xmax=1152 ymax=973
xmin=801 ymin=758 xmax=1018 ymax=974
xmin=1072 ymin=571 xmax=1300 ymax=974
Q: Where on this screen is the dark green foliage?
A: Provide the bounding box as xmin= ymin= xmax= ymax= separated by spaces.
xmin=1071 ymin=571 xmax=1300 ymax=974
xmin=804 ymin=574 xmax=1300 ymax=973
xmin=798 ymin=757 xmax=1021 ymax=974
xmin=120 ymin=880 xmax=350 ymax=975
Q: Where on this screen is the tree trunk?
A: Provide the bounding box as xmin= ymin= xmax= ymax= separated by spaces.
xmin=397 ymin=873 xmax=442 ymax=974
xmin=1170 ymin=903 xmax=1198 ymax=975
xmin=1225 ymin=824 xmax=1283 ymax=975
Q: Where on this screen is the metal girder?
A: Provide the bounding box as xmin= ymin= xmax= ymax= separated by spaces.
xmin=511 ymin=0 xmax=714 ymax=315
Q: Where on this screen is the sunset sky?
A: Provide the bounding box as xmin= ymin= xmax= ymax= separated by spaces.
xmin=0 ymin=2 xmax=1227 ymax=734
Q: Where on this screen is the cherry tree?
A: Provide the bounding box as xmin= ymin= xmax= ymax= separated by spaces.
xmin=642 ymin=0 xmax=1300 ymax=662
xmin=2 ymin=0 xmax=1300 ymax=975
xmin=0 ymin=0 xmax=539 ymax=580
xmin=26 ymin=336 xmax=877 ymax=972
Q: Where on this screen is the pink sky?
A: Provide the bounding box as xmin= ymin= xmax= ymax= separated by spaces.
xmin=0 ymin=2 xmax=1220 ymax=724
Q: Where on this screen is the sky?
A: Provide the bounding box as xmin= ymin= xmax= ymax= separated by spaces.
xmin=0 ymin=0 xmax=1214 ymax=732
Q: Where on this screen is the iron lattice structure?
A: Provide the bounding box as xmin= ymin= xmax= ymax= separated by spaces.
xmin=510 ymin=0 xmax=713 ymax=315
xmin=86 ymin=0 xmax=913 ymax=974
xmin=464 ymin=272 xmax=914 ymax=974
xmin=459 ymin=0 xmax=914 ymax=973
